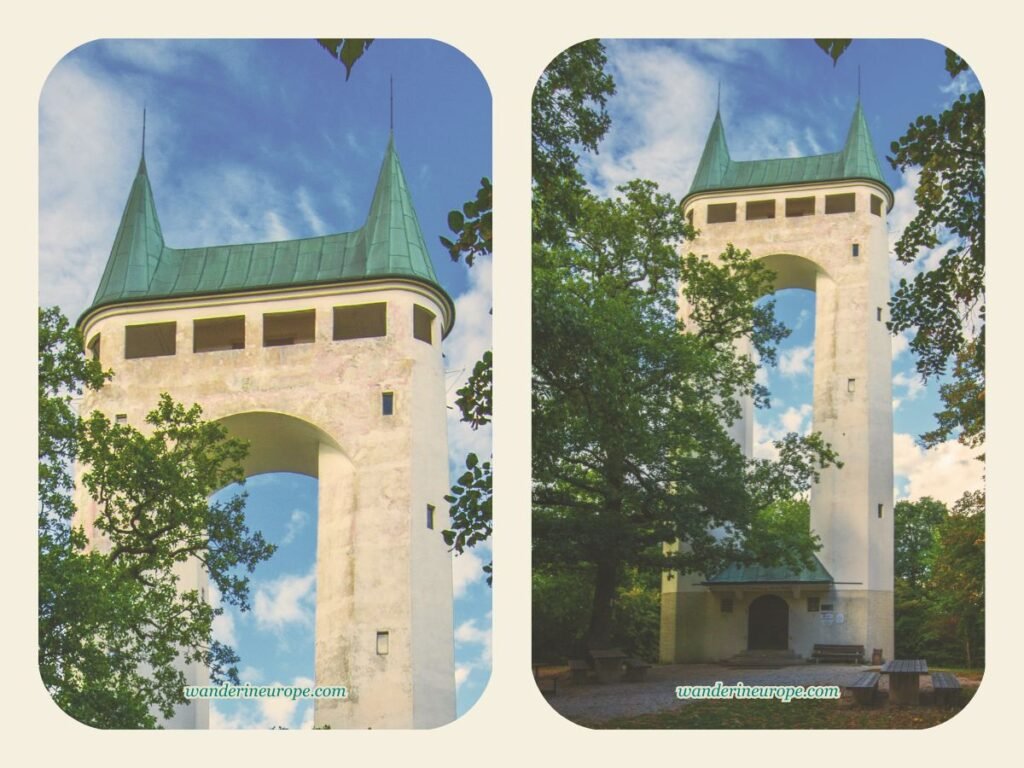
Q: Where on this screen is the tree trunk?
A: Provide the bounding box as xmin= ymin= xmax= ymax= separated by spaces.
xmin=585 ymin=558 xmax=618 ymax=649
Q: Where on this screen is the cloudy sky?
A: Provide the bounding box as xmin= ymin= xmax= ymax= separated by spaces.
xmin=582 ymin=38 xmax=984 ymax=509
xmin=39 ymin=39 xmax=492 ymax=726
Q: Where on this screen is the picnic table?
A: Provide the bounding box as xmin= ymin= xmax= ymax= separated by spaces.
xmin=881 ymin=659 xmax=928 ymax=705
xmin=589 ymin=649 xmax=628 ymax=683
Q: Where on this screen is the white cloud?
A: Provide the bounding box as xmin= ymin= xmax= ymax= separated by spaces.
xmin=253 ymin=568 xmax=316 ymax=631
xmin=455 ymin=666 xmax=471 ymax=690
xmin=753 ymin=403 xmax=812 ymax=460
xmin=452 ymin=548 xmax=486 ymax=599
xmin=281 ymin=508 xmax=310 ymax=546
xmin=209 ymin=584 xmax=236 ymax=647
xmin=893 ymin=433 xmax=985 ymax=507
xmin=778 ymin=343 xmax=814 ymax=377
xmin=453 ymin=615 xmax=493 ymax=695
xmin=891 ymin=331 xmax=911 ymax=359
xmin=892 ymin=370 xmax=925 ymax=402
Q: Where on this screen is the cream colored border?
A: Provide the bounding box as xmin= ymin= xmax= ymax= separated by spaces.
xmin=8 ymin=3 xmax=1017 ymax=765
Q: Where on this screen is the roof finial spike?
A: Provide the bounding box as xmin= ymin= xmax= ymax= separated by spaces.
xmin=717 ymin=80 xmax=721 ymax=113
xmin=141 ymin=106 xmax=147 ymax=160
xmin=857 ymin=65 xmax=861 ymax=102
xmin=389 ymin=75 xmax=394 ymax=135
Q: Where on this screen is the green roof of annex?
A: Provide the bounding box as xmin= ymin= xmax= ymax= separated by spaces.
xmin=81 ymin=134 xmax=454 ymax=334
xmin=685 ymin=101 xmax=893 ymax=210
xmin=702 ymin=554 xmax=833 ymax=586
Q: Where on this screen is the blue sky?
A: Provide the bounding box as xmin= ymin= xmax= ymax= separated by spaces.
xmin=583 ymin=38 xmax=985 ymax=510
xmin=38 ymin=39 xmax=492 ymax=727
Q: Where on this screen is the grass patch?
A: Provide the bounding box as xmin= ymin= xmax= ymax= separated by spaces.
xmin=589 ymin=691 xmax=975 ymax=730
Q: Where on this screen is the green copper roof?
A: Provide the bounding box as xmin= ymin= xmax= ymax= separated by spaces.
xmin=83 ymin=136 xmax=451 ymax=328
xmin=703 ymin=554 xmax=833 ymax=585
xmin=686 ymin=103 xmax=891 ymax=206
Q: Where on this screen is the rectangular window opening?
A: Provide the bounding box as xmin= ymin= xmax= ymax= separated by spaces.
xmin=807 ymin=597 xmax=821 ymax=612
xmin=376 ymin=631 xmax=389 ymax=656
xmin=878 ymin=504 xmax=884 ymax=519
xmin=413 ymin=305 xmax=435 ymax=345
xmin=706 ymin=202 xmax=737 ymax=224
xmin=745 ymin=199 xmax=776 ymax=221
xmin=871 ymin=195 xmax=883 ymax=217
xmin=382 ymin=391 xmax=394 ymax=416
xmin=852 ymin=243 xmax=860 ymax=257
xmin=334 ymin=302 xmax=387 ymax=340
xmin=720 ymin=597 xmax=733 ymax=614
xmin=821 ymin=603 xmax=834 ymax=612
xmin=115 ymin=413 xmax=128 ymax=424
xmin=125 ymin=321 xmax=176 ymax=359
xmin=194 ymin=315 xmax=245 ymax=353
xmin=825 ymin=192 xmax=856 ymax=214
xmin=263 ymin=309 xmax=315 ymax=347
xmin=427 ymin=504 xmax=435 ymax=530
xmin=785 ymin=196 xmax=815 ymax=217
xmin=87 ymin=334 xmax=100 ymax=362
xmin=847 ymin=378 xmax=856 ymax=393
xmin=877 ymin=307 xmax=883 ymax=322
xmin=686 ymin=208 xmax=694 ymax=226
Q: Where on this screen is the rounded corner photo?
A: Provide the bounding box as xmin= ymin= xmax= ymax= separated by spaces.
xmin=39 ymin=37 xmax=492 ymax=730
xmin=531 ymin=38 xmax=983 ymax=729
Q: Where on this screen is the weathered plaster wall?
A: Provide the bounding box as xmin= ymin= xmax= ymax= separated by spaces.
xmin=73 ymin=280 xmax=456 ymax=729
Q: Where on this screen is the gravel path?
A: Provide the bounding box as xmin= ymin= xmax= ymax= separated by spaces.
xmin=546 ymin=663 xmax=876 ymax=725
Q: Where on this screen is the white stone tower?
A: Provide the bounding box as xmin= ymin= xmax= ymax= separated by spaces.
xmin=73 ymin=134 xmax=456 ymax=728
xmin=660 ymin=103 xmax=895 ymax=663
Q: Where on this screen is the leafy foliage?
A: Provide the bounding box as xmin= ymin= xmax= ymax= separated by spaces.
xmin=38 ymin=308 xmax=275 ymax=727
xmin=315 ymin=39 xmax=374 ymax=80
xmin=814 ymin=39 xmax=853 ymax=66
xmin=894 ymin=497 xmax=947 ymax=588
xmin=442 ymin=453 xmax=492 ymax=585
xmin=532 ymin=41 xmax=840 ymax=648
xmin=440 ymin=177 xmax=492 ymax=268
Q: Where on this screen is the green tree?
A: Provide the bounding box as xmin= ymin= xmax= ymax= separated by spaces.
xmin=532 ymin=42 xmax=839 ymax=648
xmin=38 ymin=307 xmax=275 ymax=728
xmin=927 ymin=491 xmax=985 ymax=667
xmin=894 ymin=497 xmax=948 ymax=588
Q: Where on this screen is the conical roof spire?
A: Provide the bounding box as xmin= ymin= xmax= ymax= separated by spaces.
xmin=91 ymin=145 xmax=165 ymax=307
xmin=688 ymin=109 xmax=732 ymax=194
xmin=840 ymin=100 xmax=886 ymax=183
xmin=361 ymin=134 xmax=440 ymax=284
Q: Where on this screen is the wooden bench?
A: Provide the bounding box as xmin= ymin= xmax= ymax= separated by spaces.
xmin=812 ymin=644 xmax=865 ymax=664
xmin=622 ymin=657 xmax=651 ymax=682
xmin=930 ymin=671 xmax=962 ymax=707
xmin=568 ymin=658 xmax=590 ymax=683
xmin=846 ymin=671 xmax=880 ymax=705
xmin=532 ymin=664 xmax=558 ymax=698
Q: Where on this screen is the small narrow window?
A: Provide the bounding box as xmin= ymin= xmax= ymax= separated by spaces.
xmin=877 ymin=307 xmax=883 ymax=322
xmin=413 ymin=305 xmax=435 ymax=345
xmin=334 ymin=302 xmax=387 ymax=340
xmin=785 ymin=196 xmax=815 ymax=217
xmin=852 ymin=243 xmax=860 ymax=257
xmin=263 ymin=309 xmax=315 ymax=347
xmin=821 ymin=603 xmax=834 ymax=612
xmin=706 ymin=202 xmax=737 ymax=224
xmin=871 ymin=195 xmax=883 ymax=217
xmin=878 ymin=504 xmax=884 ymax=519
xmin=115 ymin=413 xmax=128 ymax=424
xmin=426 ymin=504 xmax=435 ymax=530
xmin=382 ymin=391 xmax=394 ymax=416
xmin=825 ymin=192 xmax=856 ymax=214
xmin=125 ymin=322 xmax=176 ymax=359
xmin=686 ymin=209 xmax=694 ymax=226
xmin=194 ymin=315 xmax=245 ymax=352
xmin=847 ymin=378 xmax=856 ymax=393
xmin=807 ymin=597 xmax=820 ymax=613
xmin=376 ymin=631 xmax=390 ymax=655
xmin=746 ymin=200 xmax=775 ymax=220
xmin=720 ymin=598 xmax=733 ymax=614
xmin=87 ymin=334 xmax=100 ymax=362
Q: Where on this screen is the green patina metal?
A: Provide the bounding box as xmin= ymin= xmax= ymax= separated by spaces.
xmin=703 ymin=554 xmax=833 ymax=585
xmin=686 ymin=102 xmax=891 ymax=208
xmin=82 ymin=136 xmax=453 ymax=331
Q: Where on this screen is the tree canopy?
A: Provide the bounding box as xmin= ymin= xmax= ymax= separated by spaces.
xmin=532 ymin=41 xmax=839 ymax=648
xmin=38 ymin=307 xmax=274 ymax=727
